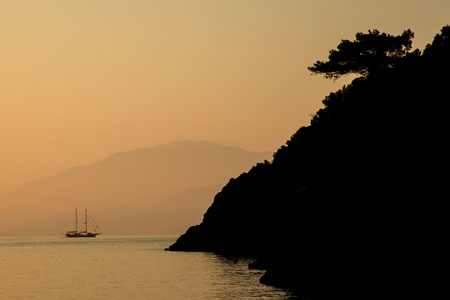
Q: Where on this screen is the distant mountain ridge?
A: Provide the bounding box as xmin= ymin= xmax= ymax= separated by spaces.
xmin=0 ymin=140 xmax=272 ymax=236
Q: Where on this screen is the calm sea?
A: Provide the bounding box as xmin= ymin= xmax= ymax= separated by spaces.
xmin=0 ymin=236 xmax=292 ymax=300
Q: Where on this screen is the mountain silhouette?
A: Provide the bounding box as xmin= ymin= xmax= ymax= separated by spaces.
xmin=0 ymin=140 xmax=271 ymax=236
xmin=169 ymin=26 xmax=450 ymax=299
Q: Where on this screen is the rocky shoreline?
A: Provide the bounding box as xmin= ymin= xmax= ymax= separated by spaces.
xmin=169 ymin=26 xmax=449 ymax=299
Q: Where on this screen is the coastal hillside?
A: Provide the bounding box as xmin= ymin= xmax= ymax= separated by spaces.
xmin=169 ymin=27 xmax=449 ymax=299
xmin=0 ymin=141 xmax=271 ymax=236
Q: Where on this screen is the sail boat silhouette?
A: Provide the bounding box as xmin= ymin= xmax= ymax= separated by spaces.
xmin=66 ymin=208 xmax=102 ymax=238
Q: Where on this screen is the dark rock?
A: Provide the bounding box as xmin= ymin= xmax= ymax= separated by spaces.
xmin=248 ymin=259 xmax=269 ymax=270
xmin=168 ymin=26 xmax=450 ymax=299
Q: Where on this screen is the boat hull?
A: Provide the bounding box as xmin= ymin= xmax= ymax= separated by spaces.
xmin=65 ymin=232 xmax=100 ymax=238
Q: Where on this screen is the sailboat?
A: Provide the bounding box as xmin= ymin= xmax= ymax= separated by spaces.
xmin=66 ymin=208 xmax=102 ymax=238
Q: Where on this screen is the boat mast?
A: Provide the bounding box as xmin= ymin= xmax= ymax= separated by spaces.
xmin=75 ymin=208 xmax=78 ymax=233
xmin=85 ymin=208 xmax=88 ymax=233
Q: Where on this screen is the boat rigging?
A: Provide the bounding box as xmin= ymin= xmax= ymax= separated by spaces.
xmin=65 ymin=208 xmax=102 ymax=238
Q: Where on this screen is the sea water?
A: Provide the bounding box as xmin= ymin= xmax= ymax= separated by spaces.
xmin=0 ymin=236 xmax=292 ymax=300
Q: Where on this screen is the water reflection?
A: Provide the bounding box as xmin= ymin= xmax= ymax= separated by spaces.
xmin=0 ymin=236 xmax=293 ymax=300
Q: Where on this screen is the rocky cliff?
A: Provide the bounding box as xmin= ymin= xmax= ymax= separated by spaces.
xmin=169 ymin=26 xmax=449 ymax=299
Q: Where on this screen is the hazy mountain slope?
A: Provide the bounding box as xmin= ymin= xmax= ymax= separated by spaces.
xmin=0 ymin=141 xmax=271 ymax=236
xmin=0 ymin=168 xmax=63 ymax=197
xmin=13 ymin=184 xmax=221 ymax=236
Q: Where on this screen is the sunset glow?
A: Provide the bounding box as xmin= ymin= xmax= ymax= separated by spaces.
xmin=2 ymin=0 xmax=448 ymax=195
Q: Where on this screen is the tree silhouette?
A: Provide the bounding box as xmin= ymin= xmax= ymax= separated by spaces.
xmin=308 ymin=29 xmax=415 ymax=79
xmin=170 ymin=25 xmax=450 ymax=300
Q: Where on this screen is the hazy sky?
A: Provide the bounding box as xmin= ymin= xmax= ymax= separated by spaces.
xmin=1 ymin=0 xmax=449 ymax=192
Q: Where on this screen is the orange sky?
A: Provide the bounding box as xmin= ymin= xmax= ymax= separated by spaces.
xmin=1 ymin=0 xmax=449 ymax=194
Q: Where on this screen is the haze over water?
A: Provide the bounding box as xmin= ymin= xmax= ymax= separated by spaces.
xmin=1 ymin=1 xmax=449 ymax=299
xmin=0 ymin=236 xmax=292 ymax=300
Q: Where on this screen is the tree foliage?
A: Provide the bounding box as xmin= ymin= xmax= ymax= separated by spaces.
xmin=170 ymin=25 xmax=450 ymax=299
xmin=308 ymin=29 xmax=415 ymax=79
